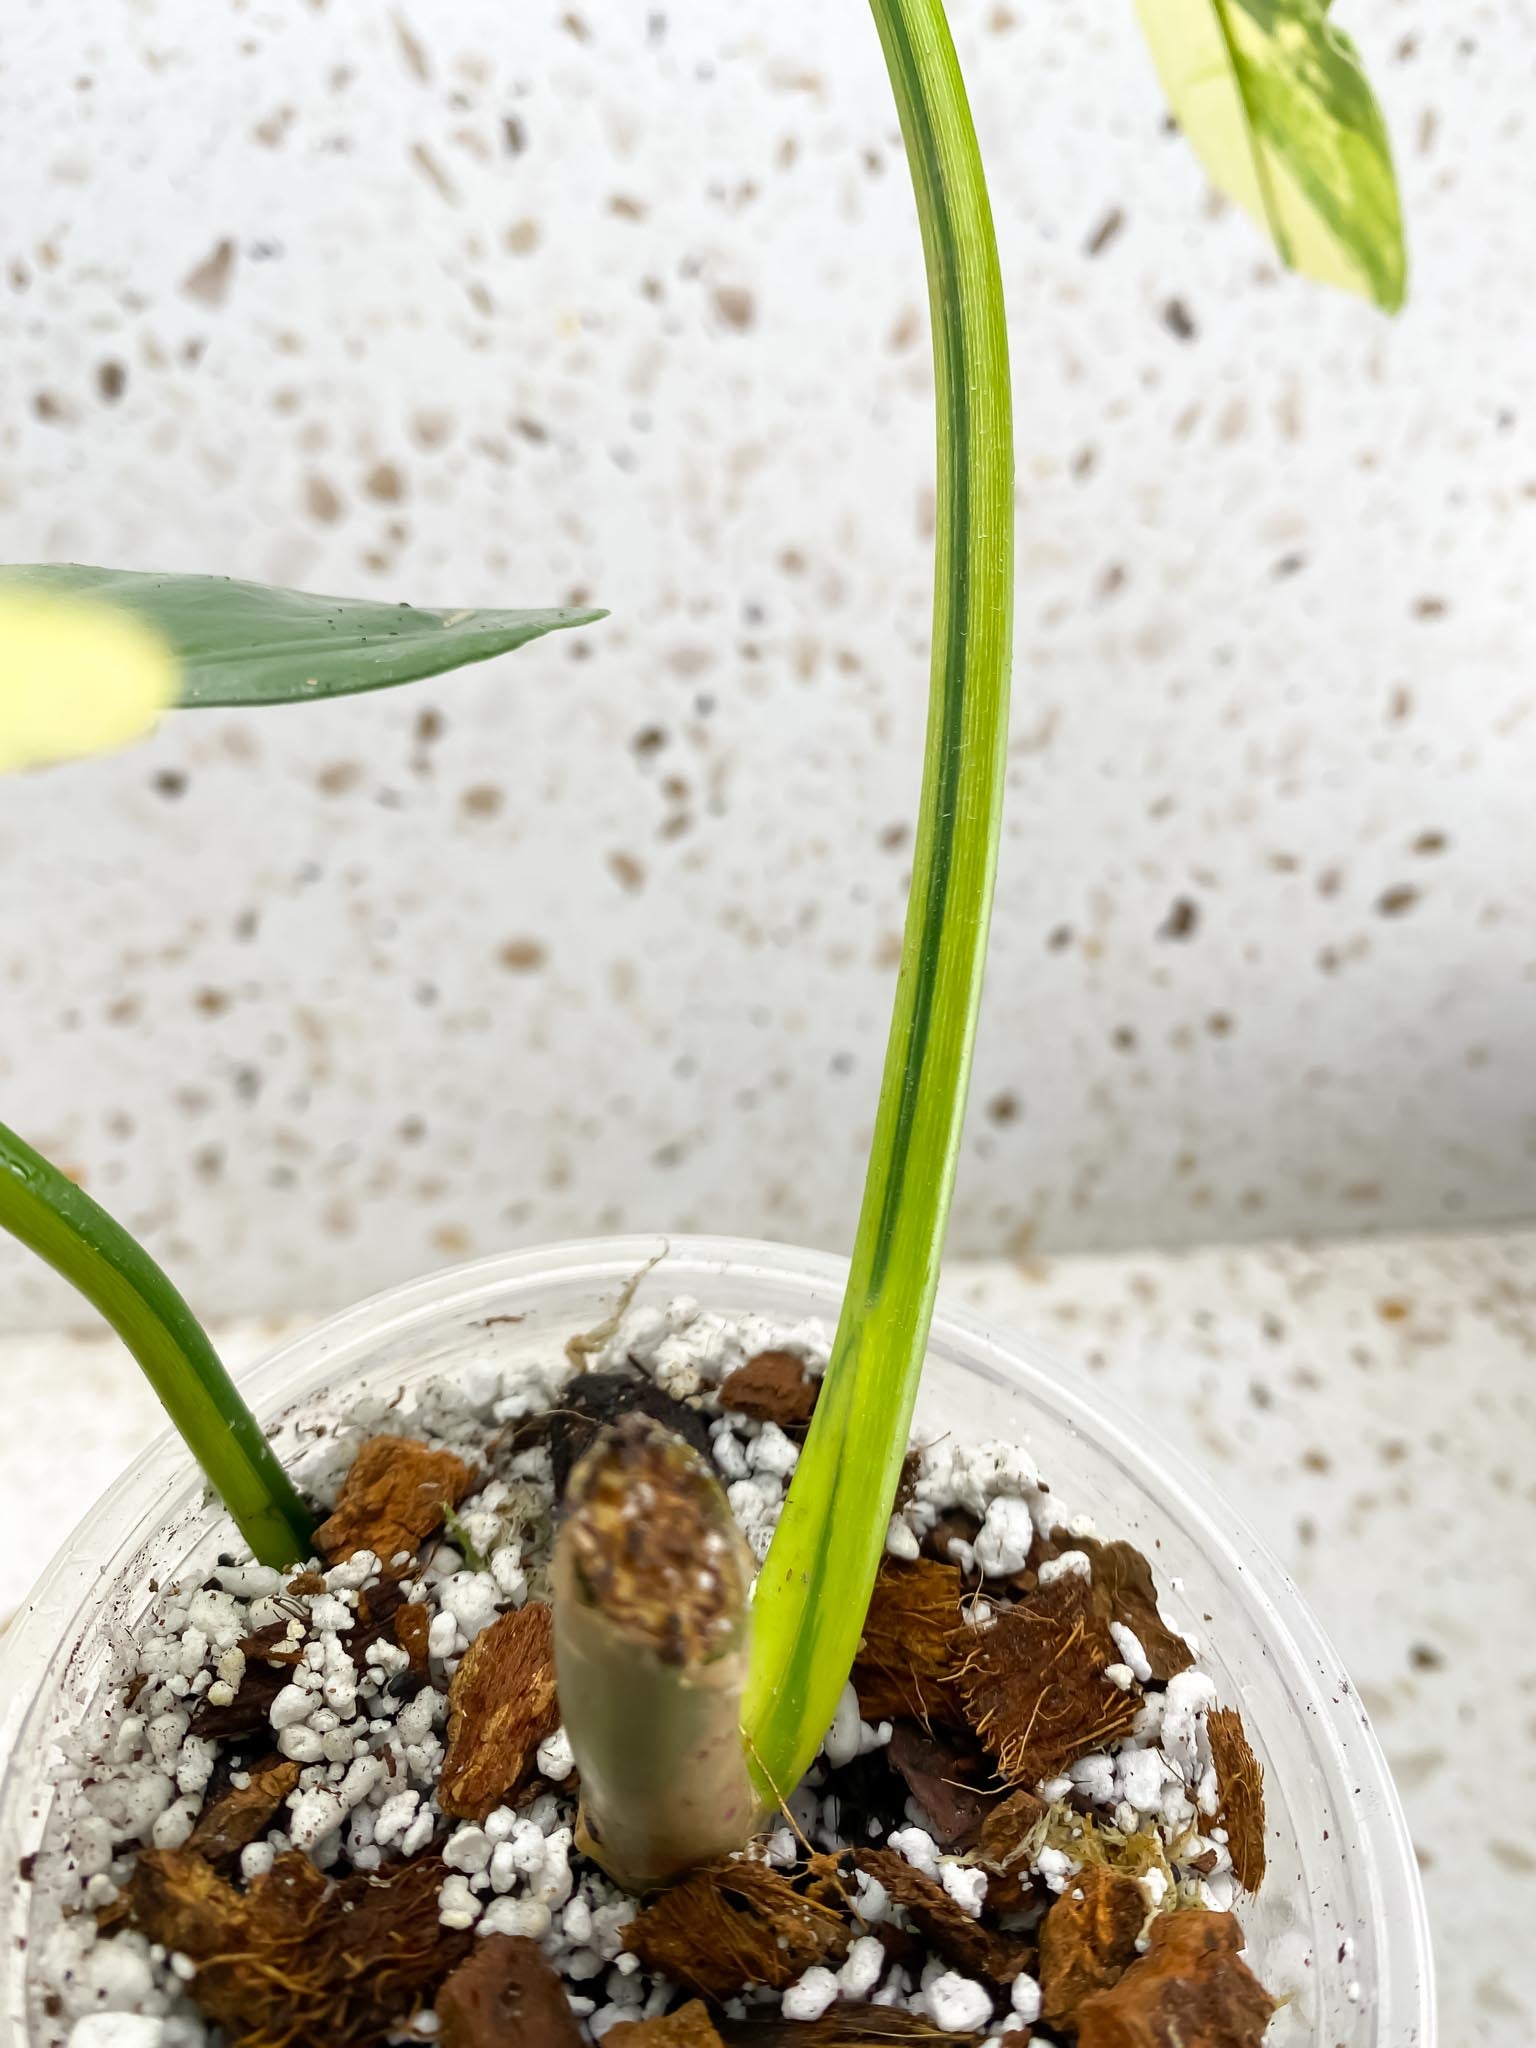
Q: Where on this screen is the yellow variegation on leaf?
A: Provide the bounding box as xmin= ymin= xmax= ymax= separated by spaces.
xmin=1134 ymin=0 xmax=1407 ymax=312
xmin=0 ymin=591 xmax=179 ymax=773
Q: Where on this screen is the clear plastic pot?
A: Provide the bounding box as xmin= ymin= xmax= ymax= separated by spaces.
xmin=0 ymin=1236 xmax=1433 ymax=2046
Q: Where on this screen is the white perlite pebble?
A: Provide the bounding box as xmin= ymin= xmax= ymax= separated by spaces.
xmin=822 ymin=1683 xmax=864 ymax=1770
xmin=269 ymin=1684 xmax=313 ymax=1732
xmin=747 ymin=1422 xmax=799 ymax=1478
xmin=1036 ymin=1550 xmax=1091 ymax=1586
xmin=277 ymin=1725 xmax=325 ymax=1764
xmin=838 ymin=1935 xmax=886 ymax=1998
xmin=884 ymin=1517 xmax=921 ymax=1561
xmin=1010 ymin=1974 xmax=1042 ymax=2024
xmin=214 ymin=1565 xmax=283 ymax=1600
xmin=441 ymin=1572 xmax=501 ymax=1643
xmin=1161 ymin=1669 xmax=1218 ymax=1781
xmin=888 ymin=1826 xmax=940 ymax=1879
xmin=924 ymin=1973 xmax=993 ymax=2032
xmin=1109 ymin=1622 xmax=1153 ymax=1684
xmin=972 ymin=1497 xmax=1034 ymax=1578
xmin=1069 ymin=1753 xmax=1116 ymax=1807
xmin=439 ymin=1875 xmax=479 ymax=1931
xmin=781 ymin=1966 xmax=840 ymax=2021
xmin=537 ymin=1727 xmax=576 ymax=1782
xmin=1118 ymin=1750 xmax=1167 ymax=1814
xmin=479 ymin=1897 xmax=553 ymax=1940
xmin=939 ymin=1864 xmax=988 ymax=1918
xmin=287 ymin=1788 xmax=345 ymax=1852
xmin=67 ymin=2019 xmax=168 ymax=2048
xmin=444 ymin=1826 xmax=492 ymax=1876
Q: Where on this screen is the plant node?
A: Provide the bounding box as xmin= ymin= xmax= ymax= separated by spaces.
xmin=553 ymin=1415 xmax=759 ymax=1891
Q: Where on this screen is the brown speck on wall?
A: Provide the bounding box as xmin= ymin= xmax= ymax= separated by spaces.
xmin=498 ymin=939 xmax=547 ymax=972
xmin=304 ymin=473 xmax=344 ymax=524
xmin=1161 ymin=298 xmax=1197 ymax=341
xmin=1377 ymin=884 xmax=1420 ymax=917
xmin=1158 ymin=897 xmax=1200 ymax=941
xmin=182 ymin=237 xmax=236 ymax=306
xmin=364 ymin=461 xmax=405 ymax=502
xmin=712 ymin=285 xmax=755 ymax=330
xmin=1085 ymin=208 xmax=1124 ymax=257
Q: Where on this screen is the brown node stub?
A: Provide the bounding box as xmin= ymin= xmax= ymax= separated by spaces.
xmin=564 ymin=1413 xmax=752 ymax=1669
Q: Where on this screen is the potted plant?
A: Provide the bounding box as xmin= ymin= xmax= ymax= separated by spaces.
xmin=1 ymin=3 xmax=1424 ymax=2045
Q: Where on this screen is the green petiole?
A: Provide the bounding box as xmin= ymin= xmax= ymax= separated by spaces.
xmin=741 ymin=0 xmax=1014 ymax=1802
xmin=0 ymin=1120 xmax=313 ymax=1568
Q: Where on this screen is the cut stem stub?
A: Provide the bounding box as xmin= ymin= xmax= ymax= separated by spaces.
xmin=552 ymin=1415 xmax=759 ymax=1891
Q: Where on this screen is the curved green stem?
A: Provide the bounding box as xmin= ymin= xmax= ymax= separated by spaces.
xmin=742 ymin=0 xmax=1013 ymax=1797
xmin=0 ymin=1120 xmax=313 ymax=1567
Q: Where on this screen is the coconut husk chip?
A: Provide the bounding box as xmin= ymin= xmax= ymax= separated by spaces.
xmin=316 ymin=1435 xmax=476 ymax=1569
xmin=437 ymin=1934 xmax=585 ymax=2048
xmin=622 ymin=1858 xmax=850 ymax=1999
xmin=121 ymin=1848 xmax=468 ymax=2047
xmin=438 ymin=1600 xmax=560 ymax=1822
xmin=1206 ymin=1708 xmax=1267 ymax=1892
xmin=1074 ymin=1908 xmax=1276 ymax=2047
xmin=186 ymin=1758 xmax=301 ymax=1861
xmin=849 ymin=1848 xmax=1031 ymax=1986
xmin=607 ymin=2000 xmax=727 ymax=2048
xmin=1037 ymin=1866 xmax=1146 ymax=2026
xmin=1074 ymin=1539 xmax=1195 ymax=1681
xmin=720 ymin=2009 xmax=991 ymax=2048
xmin=951 ymin=1573 xmax=1141 ymax=1785
xmin=975 ymin=1788 xmax=1048 ymax=1912
xmin=622 ymin=2006 xmax=990 ymax=2048
xmin=717 ymin=1350 xmax=819 ymax=1427
xmin=978 ymin=1787 xmax=1047 ymax=1869
xmin=852 ymin=1559 xmax=968 ymax=1728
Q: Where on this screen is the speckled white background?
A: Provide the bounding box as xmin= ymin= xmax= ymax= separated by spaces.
xmin=1 ymin=0 xmax=1534 ymax=1325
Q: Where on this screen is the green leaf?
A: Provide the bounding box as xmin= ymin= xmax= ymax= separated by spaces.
xmin=1133 ymin=0 xmax=1407 ymax=311
xmin=0 ymin=564 xmax=604 ymax=709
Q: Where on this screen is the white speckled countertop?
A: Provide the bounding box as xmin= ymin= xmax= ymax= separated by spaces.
xmin=3 ymin=1230 xmax=1531 ymax=2043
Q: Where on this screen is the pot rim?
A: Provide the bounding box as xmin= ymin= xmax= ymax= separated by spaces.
xmin=0 ymin=1233 xmax=1435 ymax=2046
